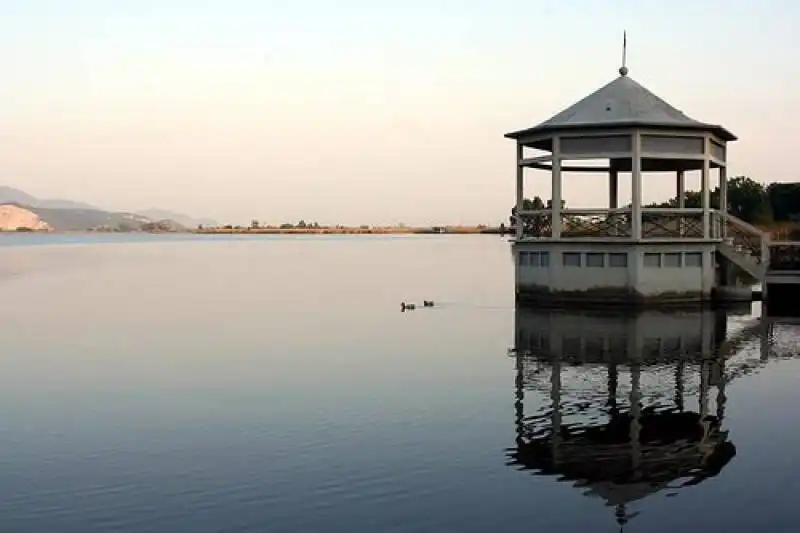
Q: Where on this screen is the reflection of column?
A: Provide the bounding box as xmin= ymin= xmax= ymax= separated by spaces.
xmin=715 ymin=358 xmax=727 ymax=422
xmin=551 ymin=356 xmax=562 ymax=465
xmin=699 ymin=361 xmax=710 ymax=418
xmin=674 ymin=360 xmax=685 ymax=412
xmin=514 ymin=354 xmax=525 ymax=446
xmin=761 ymin=317 xmax=770 ymax=362
xmin=630 ymin=363 xmax=642 ymax=474
xmin=607 ymin=363 xmax=618 ymax=415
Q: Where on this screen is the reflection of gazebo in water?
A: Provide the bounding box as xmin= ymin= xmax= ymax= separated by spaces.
xmin=506 ymin=306 xmax=745 ymax=530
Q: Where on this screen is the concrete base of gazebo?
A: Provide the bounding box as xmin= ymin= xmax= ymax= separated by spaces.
xmin=514 ymin=240 xmax=718 ymax=305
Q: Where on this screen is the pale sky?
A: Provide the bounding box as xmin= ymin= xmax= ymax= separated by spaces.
xmin=0 ymin=0 xmax=797 ymax=226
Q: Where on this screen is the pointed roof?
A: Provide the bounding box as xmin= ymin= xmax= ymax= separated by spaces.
xmin=505 ymin=73 xmax=736 ymax=141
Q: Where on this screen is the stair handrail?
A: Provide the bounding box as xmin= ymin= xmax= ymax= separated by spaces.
xmin=722 ymin=213 xmax=770 ymax=264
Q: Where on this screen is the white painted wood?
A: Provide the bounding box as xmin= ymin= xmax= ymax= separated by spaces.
xmin=516 ymin=143 xmax=524 ymax=240
xmin=640 ymin=152 xmax=706 ymax=160
xmin=719 ymin=166 xmax=728 ymax=239
xmin=702 ymin=137 xmax=711 ymax=238
xmin=631 ymin=131 xmax=642 ymax=240
xmin=609 ymin=170 xmax=618 ymax=209
xmin=519 ymin=155 xmax=552 ymax=166
xmin=529 ymin=163 xmax=612 ymax=173
xmin=551 ymin=137 xmax=562 ymax=239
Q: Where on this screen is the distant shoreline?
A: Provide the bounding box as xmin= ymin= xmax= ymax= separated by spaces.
xmin=194 ymin=226 xmax=508 ymax=235
xmin=0 ymin=226 xmax=510 ymax=236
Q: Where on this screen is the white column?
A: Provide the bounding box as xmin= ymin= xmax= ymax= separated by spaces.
xmin=609 ymin=169 xmax=618 ymax=209
xmin=720 ymin=165 xmax=728 ymax=239
xmin=515 ymin=143 xmax=524 ymax=240
xmin=702 ymin=137 xmax=711 ymax=238
xmin=609 ymin=169 xmax=619 ymax=236
xmin=631 ymin=131 xmax=642 ymax=240
xmin=551 ymin=137 xmax=562 ymax=239
xmin=677 ymin=169 xmax=686 ymax=237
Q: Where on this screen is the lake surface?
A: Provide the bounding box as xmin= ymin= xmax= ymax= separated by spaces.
xmin=0 ymin=234 xmax=798 ymax=532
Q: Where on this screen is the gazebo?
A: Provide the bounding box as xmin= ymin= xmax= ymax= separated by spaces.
xmin=505 ymin=64 xmax=769 ymax=305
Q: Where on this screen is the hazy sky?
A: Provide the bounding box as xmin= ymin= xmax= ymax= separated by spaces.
xmin=0 ymin=1 xmax=797 ymax=225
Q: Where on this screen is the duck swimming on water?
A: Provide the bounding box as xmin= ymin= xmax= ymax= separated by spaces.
xmin=401 ymin=302 xmax=416 ymax=311
xmin=423 ymin=300 xmax=434 ymax=307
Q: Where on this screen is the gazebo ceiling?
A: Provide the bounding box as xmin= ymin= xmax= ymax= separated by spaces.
xmin=505 ymin=72 xmax=736 ymax=143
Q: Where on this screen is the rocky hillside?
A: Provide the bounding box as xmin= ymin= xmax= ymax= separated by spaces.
xmin=0 ymin=205 xmax=52 ymax=231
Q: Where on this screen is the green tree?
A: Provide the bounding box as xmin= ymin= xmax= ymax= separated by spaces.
xmin=510 ymin=196 xmax=559 ymax=235
xmin=646 ymin=176 xmax=770 ymax=224
xmin=766 ymin=183 xmax=800 ymax=222
xmin=727 ymin=176 xmax=771 ymax=223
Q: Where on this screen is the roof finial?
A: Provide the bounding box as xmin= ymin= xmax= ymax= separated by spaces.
xmin=619 ymin=30 xmax=629 ymax=76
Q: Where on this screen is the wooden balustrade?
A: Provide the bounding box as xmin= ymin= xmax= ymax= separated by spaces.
xmin=641 ymin=209 xmax=705 ymax=239
xmin=515 ymin=209 xmax=711 ymax=240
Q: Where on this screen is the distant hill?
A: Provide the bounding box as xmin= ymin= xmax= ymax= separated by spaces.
xmin=136 ymin=208 xmax=217 ymax=229
xmin=24 ymin=205 xmax=158 ymax=232
xmin=0 ymin=186 xmax=207 ymax=231
xmin=0 ymin=186 xmax=99 ymax=211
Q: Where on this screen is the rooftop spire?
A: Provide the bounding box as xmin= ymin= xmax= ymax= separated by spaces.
xmin=619 ymin=31 xmax=629 ymax=76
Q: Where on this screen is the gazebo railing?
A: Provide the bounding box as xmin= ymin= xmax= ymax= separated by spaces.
xmin=641 ymin=209 xmax=705 ymax=239
xmin=514 ymin=209 xmax=715 ymax=240
xmin=563 ymin=210 xmax=633 ymax=238
xmin=768 ymin=242 xmax=800 ymax=271
xmin=514 ymin=210 xmax=553 ymax=238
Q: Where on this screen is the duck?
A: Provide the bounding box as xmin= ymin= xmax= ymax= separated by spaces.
xmin=423 ymin=300 xmax=435 ymax=307
xmin=401 ymin=302 xmax=416 ymax=311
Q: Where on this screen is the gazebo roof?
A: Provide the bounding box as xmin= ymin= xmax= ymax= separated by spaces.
xmin=505 ymin=73 xmax=736 ymax=142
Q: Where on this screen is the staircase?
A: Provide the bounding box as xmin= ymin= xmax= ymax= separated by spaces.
xmin=714 ymin=213 xmax=769 ymax=284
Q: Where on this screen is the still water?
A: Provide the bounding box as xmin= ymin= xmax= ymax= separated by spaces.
xmin=0 ymin=234 xmax=798 ymax=532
